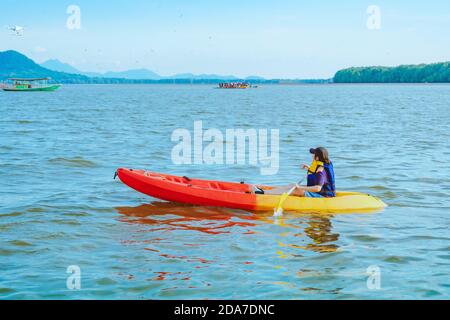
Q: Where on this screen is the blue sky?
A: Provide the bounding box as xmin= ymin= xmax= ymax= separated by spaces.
xmin=1 ymin=0 xmax=450 ymax=78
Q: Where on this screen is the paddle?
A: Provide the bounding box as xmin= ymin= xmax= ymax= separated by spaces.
xmin=273 ymin=176 xmax=306 ymax=217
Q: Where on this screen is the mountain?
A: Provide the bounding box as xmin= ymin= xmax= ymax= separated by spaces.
xmin=0 ymin=50 xmax=300 ymax=84
xmin=41 ymin=59 xmax=82 ymax=74
xmin=166 ymin=73 xmax=240 ymax=80
xmin=82 ymin=69 xmax=162 ymax=80
xmin=100 ymin=69 xmax=161 ymax=80
xmin=40 ymin=59 xmax=252 ymax=80
xmin=0 ymin=50 xmax=90 ymax=83
xmin=39 ymin=57 xmax=269 ymax=81
xmin=245 ymin=75 xmax=266 ymax=80
xmin=0 ymin=50 xmax=268 ymax=83
xmin=41 ymin=60 xmax=161 ymax=79
xmin=83 ymin=69 xmax=161 ymax=80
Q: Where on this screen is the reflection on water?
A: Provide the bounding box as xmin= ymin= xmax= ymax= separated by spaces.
xmin=116 ymin=201 xmax=258 ymax=234
xmin=116 ymin=201 xmax=341 ymax=254
xmin=270 ymin=214 xmax=340 ymax=256
xmin=303 ymin=216 xmax=340 ymax=253
xmin=113 ymin=201 xmax=346 ymax=298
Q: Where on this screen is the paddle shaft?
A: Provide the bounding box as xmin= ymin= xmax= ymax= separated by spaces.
xmin=274 ymin=176 xmax=307 ymax=215
xmin=290 ymin=176 xmax=306 ymax=194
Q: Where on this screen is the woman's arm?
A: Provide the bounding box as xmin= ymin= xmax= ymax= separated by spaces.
xmin=296 ymin=167 xmax=324 ymax=193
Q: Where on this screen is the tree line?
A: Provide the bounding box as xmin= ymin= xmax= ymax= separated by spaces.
xmin=333 ymin=62 xmax=450 ymax=83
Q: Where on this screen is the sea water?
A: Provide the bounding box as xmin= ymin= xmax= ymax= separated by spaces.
xmin=0 ymin=84 xmax=449 ymax=299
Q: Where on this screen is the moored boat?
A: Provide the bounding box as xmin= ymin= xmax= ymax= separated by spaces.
xmin=2 ymin=78 xmax=61 ymax=92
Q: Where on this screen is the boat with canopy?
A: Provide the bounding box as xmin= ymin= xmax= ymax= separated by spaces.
xmin=1 ymin=78 xmax=61 ymax=92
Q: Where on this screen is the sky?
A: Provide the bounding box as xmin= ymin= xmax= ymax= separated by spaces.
xmin=1 ymin=0 xmax=450 ymax=78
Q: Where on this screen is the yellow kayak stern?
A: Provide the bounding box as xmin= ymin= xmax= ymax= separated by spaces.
xmin=255 ymin=191 xmax=387 ymax=213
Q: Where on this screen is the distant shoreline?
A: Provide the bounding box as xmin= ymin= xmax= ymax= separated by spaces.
xmin=2 ymin=50 xmax=450 ymax=84
xmin=43 ymin=82 xmax=450 ymax=86
xmin=334 ymin=62 xmax=450 ymax=83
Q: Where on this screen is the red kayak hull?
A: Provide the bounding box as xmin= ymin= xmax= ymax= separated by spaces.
xmin=116 ymin=168 xmax=258 ymax=210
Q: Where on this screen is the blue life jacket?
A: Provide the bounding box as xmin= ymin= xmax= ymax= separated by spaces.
xmin=322 ymin=162 xmax=336 ymax=197
xmin=307 ymin=162 xmax=336 ymax=197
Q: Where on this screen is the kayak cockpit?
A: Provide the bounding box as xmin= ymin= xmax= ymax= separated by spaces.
xmin=142 ymin=170 xmax=250 ymax=193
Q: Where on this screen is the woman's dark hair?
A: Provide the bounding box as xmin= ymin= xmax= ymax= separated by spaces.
xmin=312 ymin=147 xmax=330 ymax=164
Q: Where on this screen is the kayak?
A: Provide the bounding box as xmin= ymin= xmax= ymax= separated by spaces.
xmin=116 ymin=168 xmax=387 ymax=213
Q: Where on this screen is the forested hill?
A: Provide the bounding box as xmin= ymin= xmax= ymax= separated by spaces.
xmin=333 ymin=62 xmax=450 ymax=83
xmin=0 ymin=50 xmax=90 ymax=83
xmin=0 ymin=50 xmax=322 ymax=84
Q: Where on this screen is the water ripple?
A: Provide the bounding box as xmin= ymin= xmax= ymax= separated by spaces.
xmin=1 ymin=84 xmax=449 ymax=299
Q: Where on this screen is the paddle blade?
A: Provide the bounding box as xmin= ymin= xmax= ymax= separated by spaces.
xmin=274 ymin=208 xmax=283 ymax=217
xmin=273 ymin=192 xmax=290 ymax=217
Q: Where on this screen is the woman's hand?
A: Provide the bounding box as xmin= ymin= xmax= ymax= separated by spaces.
xmin=301 ymin=164 xmax=309 ymax=171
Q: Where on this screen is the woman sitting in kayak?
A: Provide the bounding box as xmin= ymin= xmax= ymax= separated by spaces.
xmin=252 ymin=147 xmax=336 ymax=198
